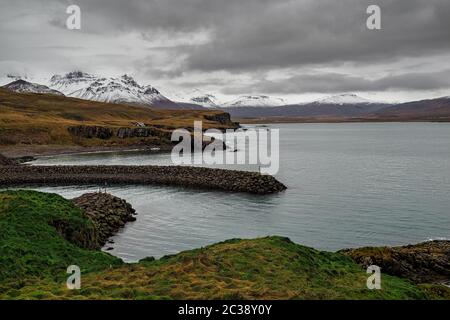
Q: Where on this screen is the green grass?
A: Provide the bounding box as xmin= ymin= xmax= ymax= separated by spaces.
xmin=0 ymin=190 xmax=122 ymax=286
xmin=0 ymin=190 xmax=449 ymax=300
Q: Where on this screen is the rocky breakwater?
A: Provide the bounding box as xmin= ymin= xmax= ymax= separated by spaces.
xmin=341 ymin=240 xmax=450 ymax=284
xmin=72 ymin=192 xmax=137 ymax=248
xmin=0 ymin=165 xmax=287 ymax=194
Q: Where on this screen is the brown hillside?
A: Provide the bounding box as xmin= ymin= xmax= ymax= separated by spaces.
xmin=0 ymin=89 xmax=236 ymax=156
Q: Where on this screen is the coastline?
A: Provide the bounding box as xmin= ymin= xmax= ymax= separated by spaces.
xmin=0 ymin=143 xmax=175 ymax=159
xmin=0 ymin=190 xmax=448 ymax=300
xmin=236 ymin=117 xmax=450 ymax=124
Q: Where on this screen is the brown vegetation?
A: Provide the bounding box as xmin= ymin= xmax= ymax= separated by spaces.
xmin=0 ymin=89 xmax=236 ymax=156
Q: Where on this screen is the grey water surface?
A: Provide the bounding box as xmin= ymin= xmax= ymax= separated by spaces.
xmin=28 ymin=123 xmax=450 ymax=262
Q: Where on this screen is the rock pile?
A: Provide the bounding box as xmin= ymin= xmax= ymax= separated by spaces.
xmin=0 ymin=165 xmax=287 ymax=194
xmin=0 ymin=154 xmax=17 ymax=166
xmin=341 ymin=240 xmax=450 ymax=284
xmin=72 ymin=192 xmax=137 ymax=247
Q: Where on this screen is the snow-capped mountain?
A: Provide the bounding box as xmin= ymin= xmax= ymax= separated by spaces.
xmin=314 ymin=94 xmax=373 ymax=105
xmin=48 ymin=72 xmax=173 ymax=107
xmin=49 ymin=71 xmax=98 ymax=94
xmin=0 ymin=74 xmax=30 ymax=86
xmin=223 ymin=95 xmax=287 ymax=108
xmin=2 ymin=79 xmax=64 ymax=96
xmin=161 ymin=88 xmax=220 ymax=108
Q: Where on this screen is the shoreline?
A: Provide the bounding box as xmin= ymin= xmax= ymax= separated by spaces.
xmin=3 ymin=121 xmax=449 ymax=159
xmin=0 ymin=190 xmax=448 ymax=300
xmin=0 ymin=144 xmax=175 ymax=160
xmin=236 ymin=118 xmax=450 ymax=124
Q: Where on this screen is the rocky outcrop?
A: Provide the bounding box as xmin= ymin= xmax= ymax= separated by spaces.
xmin=72 ymin=192 xmax=137 ymax=248
xmin=116 ymin=127 xmax=171 ymax=139
xmin=341 ymin=241 xmax=450 ymax=284
xmin=204 ymin=113 xmax=240 ymax=129
xmin=68 ymin=125 xmax=173 ymax=141
xmin=68 ymin=126 xmax=113 ymax=139
xmin=0 ymin=165 xmax=287 ymax=194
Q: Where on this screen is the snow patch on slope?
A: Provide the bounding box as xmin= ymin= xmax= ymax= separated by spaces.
xmin=315 ymin=94 xmax=373 ymax=105
xmin=2 ymin=79 xmax=64 ymax=96
xmin=49 ymin=72 xmax=171 ymax=105
xmin=223 ymin=95 xmax=287 ymax=108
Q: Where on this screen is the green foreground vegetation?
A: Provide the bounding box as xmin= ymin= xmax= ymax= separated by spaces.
xmin=0 ymin=190 xmax=448 ymax=300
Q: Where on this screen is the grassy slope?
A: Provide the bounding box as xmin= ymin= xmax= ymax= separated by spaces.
xmin=0 ymin=191 xmax=121 ymax=284
xmin=0 ymin=190 xmax=448 ymax=300
xmin=0 ymin=89 xmax=229 ymax=147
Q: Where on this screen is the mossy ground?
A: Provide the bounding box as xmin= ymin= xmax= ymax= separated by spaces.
xmin=0 ymin=191 xmax=121 ymax=284
xmin=0 ymin=190 xmax=449 ymax=300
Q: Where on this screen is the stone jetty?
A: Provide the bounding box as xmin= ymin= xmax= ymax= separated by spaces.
xmin=0 ymin=165 xmax=287 ymax=194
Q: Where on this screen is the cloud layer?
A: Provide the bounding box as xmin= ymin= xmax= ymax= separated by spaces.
xmin=0 ymin=0 xmax=449 ymax=102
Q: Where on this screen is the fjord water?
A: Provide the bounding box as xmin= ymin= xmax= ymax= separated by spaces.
xmin=31 ymin=123 xmax=450 ymax=262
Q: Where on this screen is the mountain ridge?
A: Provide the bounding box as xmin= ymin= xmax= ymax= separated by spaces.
xmin=2 ymin=79 xmax=64 ymax=96
xmin=1 ymin=73 xmax=449 ymax=121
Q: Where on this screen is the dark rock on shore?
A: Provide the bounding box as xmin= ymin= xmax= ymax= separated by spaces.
xmin=0 ymin=154 xmax=18 ymax=166
xmin=204 ymin=113 xmax=240 ymax=129
xmin=68 ymin=125 xmax=114 ymax=140
xmin=72 ymin=192 xmax=137 ymax=248
xmin=67 ymin=125 xmax=225 ymax=150
xmin=0 ymin=165 xmax=287 ymax=194
xmin=15 ymin=156 xmax=36 ymax=164
xmin=341 ymin=240 xmax=450 ymax=284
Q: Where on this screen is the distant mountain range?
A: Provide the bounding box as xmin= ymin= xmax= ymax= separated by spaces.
xmin=223 ymin=95 xmax=287 ymax=108
xmin=1 ymin=72 xmax=450 ymax=121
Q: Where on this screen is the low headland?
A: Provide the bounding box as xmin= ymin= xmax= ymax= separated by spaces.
xmin=0 ymin=190 xmax=448 ymax=300
xmin=0 ymin=88 xmax=239 ymax=158
xmin=0 ymin=88 xmax=287 ymax=195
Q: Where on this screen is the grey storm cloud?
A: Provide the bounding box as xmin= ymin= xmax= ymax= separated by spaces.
xmin=227 ymin=70 xmax=450 ymax=94
xmin=28 ymin=0 xmax=450 ymax=71
xmin=1 ymin=0 xmax=450 ymax=99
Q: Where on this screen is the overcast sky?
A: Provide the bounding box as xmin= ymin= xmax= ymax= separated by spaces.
xmin=1 ymin=0 xmax=450 ymax=103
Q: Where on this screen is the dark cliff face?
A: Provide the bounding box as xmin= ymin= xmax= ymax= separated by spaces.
xmin=116 ymin=127 xmax=171 ymax=139
xmin=72 ymin=192 xmax=137 ymax=248
xmin=68 ymin=126 xmax=114 ymax=139
xmin=204 ymin=113 xmax=240 ymax=128
xmin=67 ymin=125 xmax=172 ymax=140
xmin=341 ymin=241 xmax=450 ymax=284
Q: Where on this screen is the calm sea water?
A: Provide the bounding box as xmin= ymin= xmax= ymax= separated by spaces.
xmin=28 ymin=123 xmax=450 ymax=262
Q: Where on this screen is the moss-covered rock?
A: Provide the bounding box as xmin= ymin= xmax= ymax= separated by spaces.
xmin=341 ymin=241 xmax=450 ymax=284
